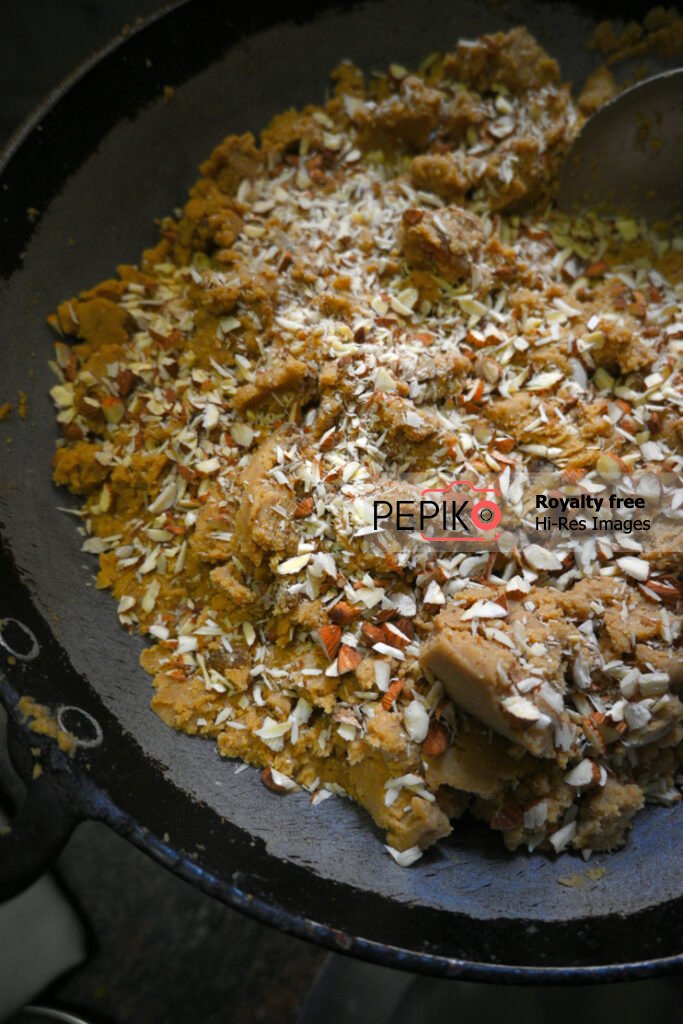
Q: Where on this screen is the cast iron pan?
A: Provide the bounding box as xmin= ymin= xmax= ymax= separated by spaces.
xmin=0 ymin=0 xmax=682 ymax=982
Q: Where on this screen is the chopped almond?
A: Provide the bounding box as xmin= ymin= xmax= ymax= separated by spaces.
xmin=492 ymin=436 xmax=515 ymax=453
xmin=361 ymin=622 xmax=387 ymax=646
xmin=338 ymin=644 xmax=362 ymax=674
xmin=560 ymin=466 xmax=585 ymax=485
xmin=117 ymin=368 xmax=136 ymax=397
xmin=393 ymin=617 xmax=415 ymax=640
xmin=383 ymin=623 xmax=411 ymax=649
xmin=490 ymin=801 xmax=524 ymax=831
xmin=415 ymin=330 xmax=434 ymax=346
xmin=294 ymin=495 xmax=314 ymax=518
xmin=433 ymin=698 xmax=450 ymax=720
xmin=102 ymin=396 xmax=125 ymax=424
xmin=644 ymin=578 xmax=681 ymax=605
xmin=317 ymin=624 xmax=342 ymax=660
xmin=329 ymin=601 xmax=362 ymax=625
xmin=422 ymin=720 xmax=449 ymax=757
xmin=381 ymin=679 xmax=404 ymax=711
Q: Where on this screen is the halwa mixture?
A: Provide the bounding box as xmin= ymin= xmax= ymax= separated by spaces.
xmin=48 ymin=27 xmax=682 ymax=865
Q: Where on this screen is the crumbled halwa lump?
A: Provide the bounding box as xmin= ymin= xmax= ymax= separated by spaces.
xmin=49 ymin=28 xmax=682 ymax=866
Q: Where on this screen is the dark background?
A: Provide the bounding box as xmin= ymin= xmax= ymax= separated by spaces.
xmin=0 ymin=5 xmax=325 ymax=1021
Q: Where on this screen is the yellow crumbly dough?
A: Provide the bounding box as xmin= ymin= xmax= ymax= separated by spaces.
xmin=49 ymin=27 xmax=682 ymax=863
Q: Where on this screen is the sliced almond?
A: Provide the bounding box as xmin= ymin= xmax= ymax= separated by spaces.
xmin=277 ymin=553 xmax=311 ymax=575
xmin=645 ymin=578 xmax=681 ymax=605
xmin=261 ymin=766 xmax=298 ymax=793
xmin=596 ymin=451 xmax=626 ymax=481
xmin=195 ymin=456 xmax=221 ymax=475
xmin=506 ymin=575 xmax=531 ymax=598
xmin=616 ymin=555 xmax=650 ymax=582
xmin=384 ymin=844 xmax=423 ymax=867
xmin=524 ymin=544 xmax=563 ymax=572
xmin=424 ymin=579 xmax=446 ymax=605
xmin=461 ymin=599 xmax=507 ymax=621
xmin=564 ymin=759 xmax=600 ymax=788
xmin=581 ymin=716 xmax=606 ymax=755
xmin=403 ymin=699 xmax=429 ymax=742
xmin=572 ymin=652 xmax=592 ymax=690
xmin=502 ymin=694 xmax=542 ymax=723
xmin=549 ymin=821 xmax=577 ymax=853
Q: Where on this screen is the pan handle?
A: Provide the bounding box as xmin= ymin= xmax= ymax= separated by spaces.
xmin=0 ymin=772 xmax=79 ymax=901
xmin=0 ymin=705 xmax=80 ymax=902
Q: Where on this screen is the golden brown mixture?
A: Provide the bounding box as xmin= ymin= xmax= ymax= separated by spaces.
xmin=48 ymin=28 xmax=682 ymax=866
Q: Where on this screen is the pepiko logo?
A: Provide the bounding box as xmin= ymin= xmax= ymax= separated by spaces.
xmin=373 ymin=480 xmax=502 ymax=544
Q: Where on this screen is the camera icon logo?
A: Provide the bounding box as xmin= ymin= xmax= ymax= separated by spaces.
xmin=419 ymin=479 xmax=502 ymax=544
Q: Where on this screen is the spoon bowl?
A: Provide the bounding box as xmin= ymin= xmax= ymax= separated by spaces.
xmin=557 ymin=68 xmax=683 ymax=226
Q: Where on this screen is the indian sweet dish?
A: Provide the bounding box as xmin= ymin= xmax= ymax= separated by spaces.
xmin=48 ymin=27 xmax=682 ymax=865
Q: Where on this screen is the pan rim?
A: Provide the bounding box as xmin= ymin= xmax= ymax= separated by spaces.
xmin=0 ymin=0 xmax=187 ymax=182
xmin=4 ymin=676 xmax=683 ymax=985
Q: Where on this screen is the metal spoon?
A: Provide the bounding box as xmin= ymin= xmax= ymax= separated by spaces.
xmin=557 ymin=67 xmax=683 ymax=225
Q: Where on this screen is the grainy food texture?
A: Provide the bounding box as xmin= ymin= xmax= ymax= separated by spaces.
xmin=48 ymin=26 xmax=683 ymax=863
